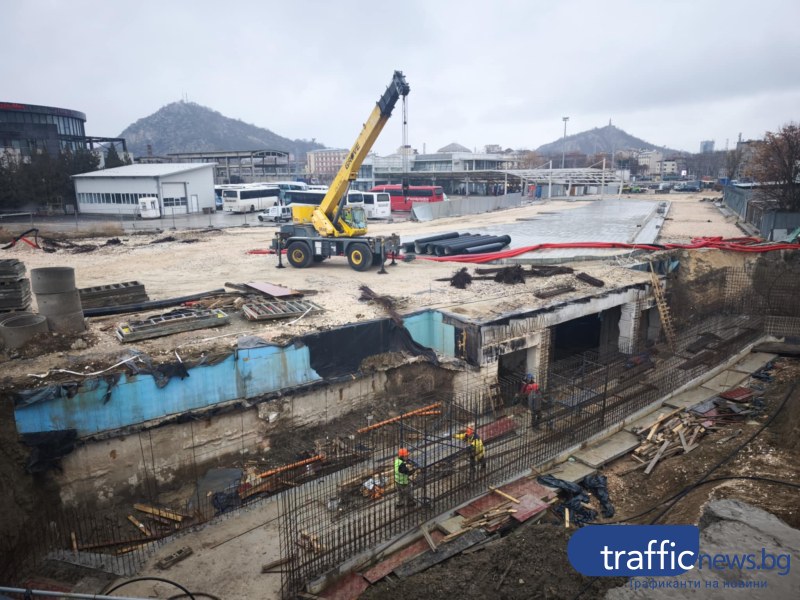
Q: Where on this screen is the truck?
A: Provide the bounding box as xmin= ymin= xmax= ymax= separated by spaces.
xmin=273 ymin=70 xmax=409 ymax=271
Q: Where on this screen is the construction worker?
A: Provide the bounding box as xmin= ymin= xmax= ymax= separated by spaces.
xmin=454 ymin=426 xmax=485 ymax=478
xmin=394 ymin=448 xmax=415 ymax=508
xmin=521 ymin=374 xmax=543 ymax=428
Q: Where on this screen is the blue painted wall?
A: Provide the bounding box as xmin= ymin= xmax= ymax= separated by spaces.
xmin=15 ymin=343 xmax=321 ymax=437
xmin=405 ymin=311 xmax=456 ymax=356
xmin=14 ymin=313 xmax=457 ymax=437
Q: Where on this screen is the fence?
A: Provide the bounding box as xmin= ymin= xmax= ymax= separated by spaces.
xmin=723 ymin=186 xmax=800 ymax=240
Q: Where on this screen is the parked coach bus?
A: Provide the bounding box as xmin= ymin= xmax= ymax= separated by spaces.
xmin=369 ymin=185 xmax=445 ymax=211
xmin=281 ymin=190 xmax=391 ymax=220
xmin=222 ymin=184 xmax=280 ymax=213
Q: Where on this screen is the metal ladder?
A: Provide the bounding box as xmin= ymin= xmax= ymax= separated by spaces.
xmin=649 ymin=264 xmax=677 ymax=352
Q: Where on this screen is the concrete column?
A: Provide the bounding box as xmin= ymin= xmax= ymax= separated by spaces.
xmin=618 ymin=301 xmax=641 ymax=354
xmin=645 ymin=306 xmax=662 ymax=344
xmin=530 ymin=329 xmax=552 ymax=389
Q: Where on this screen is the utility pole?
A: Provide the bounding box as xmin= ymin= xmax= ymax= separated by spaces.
xmin=561 ymin=116 xmax=570 ymax=169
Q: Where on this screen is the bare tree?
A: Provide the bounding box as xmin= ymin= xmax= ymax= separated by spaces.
xmin=752 ymin=123 xmax=800 ymax=211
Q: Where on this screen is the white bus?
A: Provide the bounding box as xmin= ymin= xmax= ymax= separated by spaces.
xmin=279 ymin=189 xmax=391 ymax=220
xmin=222 ymin=184 xmax=281 ymax=213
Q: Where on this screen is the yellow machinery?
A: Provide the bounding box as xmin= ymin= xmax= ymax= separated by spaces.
xmin=275 ymin=71 xmax=409 ymax=271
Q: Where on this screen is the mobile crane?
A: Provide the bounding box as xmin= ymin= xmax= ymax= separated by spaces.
xmin=274 ymin=70 xmax=410 ymax=271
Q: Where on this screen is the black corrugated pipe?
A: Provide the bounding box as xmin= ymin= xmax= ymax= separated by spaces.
xmin=444 ymin=235 xmax=512 ymax=255
xmin=462 ymin=241 xmax=511 ymax=254
xmin=412 ymin=231 xmax=460 ymax=253
xmin=429 ymin=235 xmax=486 ymax=255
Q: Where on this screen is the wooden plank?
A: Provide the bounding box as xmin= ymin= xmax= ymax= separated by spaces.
xmin=644 ymin=440 xmax=671 ymax=475
xmin=511 ymin=494 xmax=550 ymax=523
xmin=421 ymin=525 xmax=438 ymax=553
xmin=133 ymin=503 xmax=186 ymax=522
xmin=394 ymin=529 xmax=487 ymax=579
xmin=362 ymin=531 xmax=445 ymax=584
xmin=127 ymin=515 xmax=152 ymax=537
xmin=489 ymin=486 xmax=520 ymax=504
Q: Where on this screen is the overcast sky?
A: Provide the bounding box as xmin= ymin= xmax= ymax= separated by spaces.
xmin=3 ymin=0 xmax=799 ymax=156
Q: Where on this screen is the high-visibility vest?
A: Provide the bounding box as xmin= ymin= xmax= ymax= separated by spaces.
xmin=394 ymin=457 xmax=409 ymax=485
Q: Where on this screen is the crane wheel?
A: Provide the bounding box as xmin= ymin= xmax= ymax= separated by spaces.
xmin=347 ymin=243 xmax=373 ymax=272
xmin=287 ymin=242 xmax=313 ymax=268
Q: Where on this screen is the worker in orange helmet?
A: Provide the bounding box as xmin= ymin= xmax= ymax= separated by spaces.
xmin=454 ymin=425 xmax=485 ymax=479
xmin=394 ymin=447 xmax=416 ymax=508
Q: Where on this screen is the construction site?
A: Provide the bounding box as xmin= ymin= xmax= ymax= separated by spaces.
xmin=0 ymin=71 xmax=798 ymax=599
xmin=1 ymin=186 xmax=799 ymax=599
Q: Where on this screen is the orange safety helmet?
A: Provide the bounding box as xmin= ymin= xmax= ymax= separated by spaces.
xmin=398 ymin=448 xmax=409 ymax=458
xmin=465 ymin=426 xmax=474 ymax=436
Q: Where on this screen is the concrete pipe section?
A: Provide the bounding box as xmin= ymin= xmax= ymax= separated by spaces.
xmin=30 ymin=267 xmax=77 ymax=294
xmin=0 ymin=313 xmax=48 ymax=349
xmin=30 ymin=266 xmax=86 ymax=333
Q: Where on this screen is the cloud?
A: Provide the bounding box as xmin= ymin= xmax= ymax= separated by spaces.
xmin=2 ymin=0 xmax=798 ymax=155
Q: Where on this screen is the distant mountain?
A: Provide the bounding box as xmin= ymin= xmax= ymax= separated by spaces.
xmin=119 ymin=101 xmax=325 ymax=159
xmin=535 ymin=125 xmax=682 ymax=156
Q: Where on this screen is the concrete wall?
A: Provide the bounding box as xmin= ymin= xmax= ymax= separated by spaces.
xmin=476 ymin=287 xmax=649 ymax=366
xmin=54 ymin=361 xmax=447 ymax=507
xmin=411 ymin=194 xmax=524 ymax=222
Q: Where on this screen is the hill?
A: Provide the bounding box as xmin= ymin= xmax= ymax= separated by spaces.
xmin=535 ymin=124 xmax=682 ymax=156
xmin=119 ymin=101 xmax=325 ymax=158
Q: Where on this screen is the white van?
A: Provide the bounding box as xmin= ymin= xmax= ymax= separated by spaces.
xmin=357 ymin=191 xmax=391 ymax=219
xmin=138 ymin=197 xmax=160 ymax=219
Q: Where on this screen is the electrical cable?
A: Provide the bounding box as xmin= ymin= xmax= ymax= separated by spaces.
xmin=103 ymin=576 xmax=195 ymax=599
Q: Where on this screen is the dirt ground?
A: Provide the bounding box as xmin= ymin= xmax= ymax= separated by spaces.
xmin=604 ymin=358 xmax=800 ymax=529
xmin=363 ymin=523 xmax=626 ymax=600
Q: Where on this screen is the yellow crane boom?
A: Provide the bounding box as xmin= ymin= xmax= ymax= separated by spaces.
xmin=292 ymin=71 xmax=410 ymax=237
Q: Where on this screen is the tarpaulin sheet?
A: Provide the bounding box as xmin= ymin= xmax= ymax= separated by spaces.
xmin=301 ymin=319 xmax=438 ymax=379
xmin=21 ymin=429 xmax=78 ymax=473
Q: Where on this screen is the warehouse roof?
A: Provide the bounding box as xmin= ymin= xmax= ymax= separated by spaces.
xmin=72 ymin=163 xmax=215 ymax=179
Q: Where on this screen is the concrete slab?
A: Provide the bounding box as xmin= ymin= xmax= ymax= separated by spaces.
xmin=623 ymin=406 xmax=682 ymax=435
xmin=571 ymin=430 xmax=640 ymax=469
xmin=663 ymin=386 xmax=716 ymax=410
xmin=541 ymin=460 xmax=595 ymax=483
xmin=730 ymin=352 xmax=778 ymax=375
xmin=437 ymin=515 xmax=465 ymax=535
xmin=700 ymin=369 xmax=749 ymax=394
xmin=474 ymin=198 xmax=662 ymax=261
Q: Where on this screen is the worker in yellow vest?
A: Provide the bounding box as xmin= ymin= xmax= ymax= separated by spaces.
xmin=454 ymin=426 xmax=485 ymax=478
xmin=394 ymin=448 xmax=416 ymax=508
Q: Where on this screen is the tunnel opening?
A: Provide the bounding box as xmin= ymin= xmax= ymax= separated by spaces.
xmin=553 ymin=312 xmax=602 ymax=361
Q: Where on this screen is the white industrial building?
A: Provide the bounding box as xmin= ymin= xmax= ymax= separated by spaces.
xmin=72 ymin=163 xmax=215 ymax=217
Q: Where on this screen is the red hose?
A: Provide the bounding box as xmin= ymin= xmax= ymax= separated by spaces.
xmin=416 ymin=237 xmax=800 ymax=264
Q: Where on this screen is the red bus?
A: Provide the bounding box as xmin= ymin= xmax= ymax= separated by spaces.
xmin=369 ymin=185 xmax=445 ymax=211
